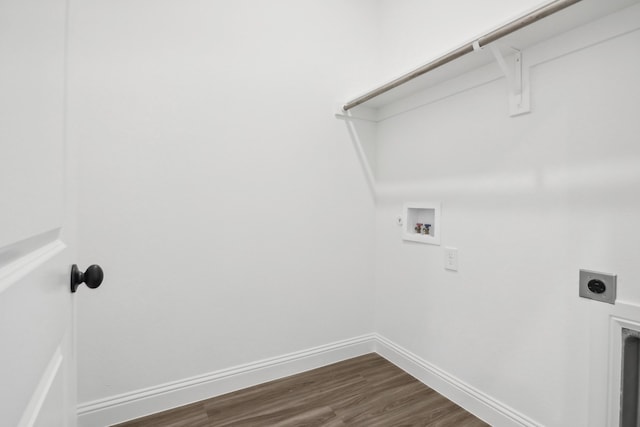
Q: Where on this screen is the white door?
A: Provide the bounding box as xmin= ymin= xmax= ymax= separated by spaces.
xmin=1 ymin=0 xmax=82 ymax=425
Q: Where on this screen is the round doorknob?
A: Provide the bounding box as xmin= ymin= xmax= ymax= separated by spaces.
xmin=71 ymin=264 xmax=104 ymax=293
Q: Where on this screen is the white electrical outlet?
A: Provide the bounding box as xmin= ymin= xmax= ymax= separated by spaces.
xmin=444 ymin=247 xmax=458 ymax=271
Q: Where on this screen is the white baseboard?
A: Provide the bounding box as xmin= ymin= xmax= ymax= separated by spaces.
xmin=77 ymin=334 xmax=377 ymax=427
xmin=78 ymin=333 xmax=540 ymax=427
xmin=374 ymin=334 xmax=540 ymax=427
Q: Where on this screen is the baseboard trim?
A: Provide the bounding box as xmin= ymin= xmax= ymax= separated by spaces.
xmin=374 ymin=334 xmax=540 ymax=427
xmin=77 ymin=334 xmax=377 ymax=427
xmin=78 ymin=333 xmax=540 ymax=427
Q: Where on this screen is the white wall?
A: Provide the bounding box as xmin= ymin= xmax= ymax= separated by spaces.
xmin=377 ymin=0 xmax=550 ymax=78
xmin=374 ymin=2 xmax=640 ymax=426
xmin=68 ymin=0 xmax=379 ymax=405
xmin=68 ymin=0 xmax=640 ymax=425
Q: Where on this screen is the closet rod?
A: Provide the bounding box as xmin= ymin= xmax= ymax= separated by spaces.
xmin=342 ymin=0 xmax=581 ymax=111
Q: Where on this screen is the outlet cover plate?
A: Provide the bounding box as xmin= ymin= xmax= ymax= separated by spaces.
xmin=579 ymin=269 xmax=616 ymax=304
xmin=444 ymin=247 xmax=458 ymax=271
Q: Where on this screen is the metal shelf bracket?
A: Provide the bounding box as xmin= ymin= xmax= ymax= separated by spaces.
xmin=489 ymin=44 xmax=531 ymax=116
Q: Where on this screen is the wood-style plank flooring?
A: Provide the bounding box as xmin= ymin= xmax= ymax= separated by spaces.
xmin=114 ymin=353 xmax=489 ymax=427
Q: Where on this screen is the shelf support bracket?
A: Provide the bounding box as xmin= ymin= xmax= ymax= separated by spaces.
xmin=489 ymin=44 xmax=531 ymax=117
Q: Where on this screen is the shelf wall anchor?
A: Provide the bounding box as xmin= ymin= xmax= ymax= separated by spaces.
xmin=489 ymin=44 xmax=531 ymax=117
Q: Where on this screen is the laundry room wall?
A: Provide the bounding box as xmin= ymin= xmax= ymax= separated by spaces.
xmin=373 ymin=1 xmax=640 ymax=425
xmin=67 ymin=0 xmax=379 ymax=413
xmin=67 ymin=0 xmax=640 ymax=425
xmin=377 ymin=0 xmax=552 ymax=77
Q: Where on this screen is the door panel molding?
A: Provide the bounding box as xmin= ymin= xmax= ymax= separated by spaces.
xmin=1 ymin=0 xmax=75 ymax=424
xmin=18 ymin=347 xmax=64 ymax=427
xmin=0 ymin=229 xmax=65 ymax=294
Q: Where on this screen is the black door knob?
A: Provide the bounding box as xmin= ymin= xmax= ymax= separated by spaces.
xmin=71 ymin=264 xmax=104 ymax=293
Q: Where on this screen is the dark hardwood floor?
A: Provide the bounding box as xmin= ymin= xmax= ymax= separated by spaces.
xmin=114 ymin=353 xmax=489 ymax=427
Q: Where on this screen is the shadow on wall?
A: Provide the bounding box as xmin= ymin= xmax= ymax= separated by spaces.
xmin=341 ymin=110 xmax=640 ymax=205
